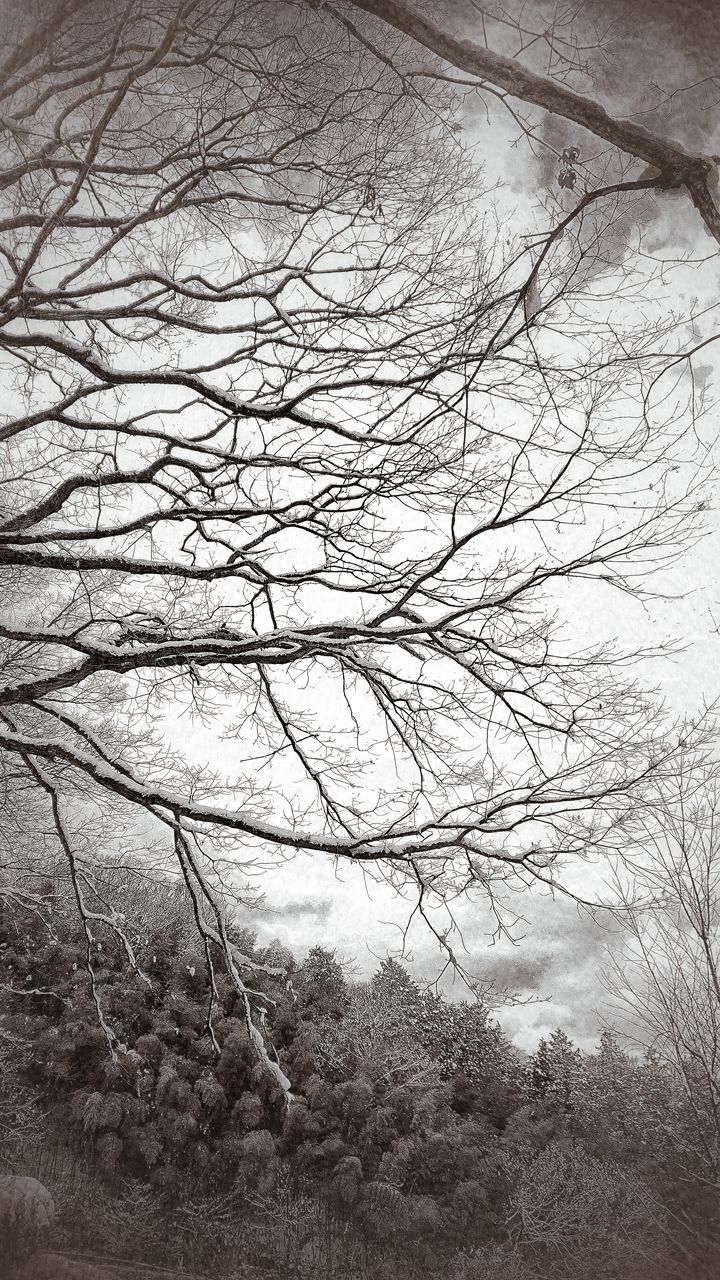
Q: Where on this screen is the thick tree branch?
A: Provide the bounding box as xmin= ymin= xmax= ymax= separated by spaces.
xmin=350 ymin=0 xmax=720 ymax=243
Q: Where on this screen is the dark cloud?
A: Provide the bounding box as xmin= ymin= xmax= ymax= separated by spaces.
xmin=420 ymin=892 xmax=632 ymax=1050
xmin=590 ymin=0 xmax=720 ymax=147
xmin=462 ymin=0 xmax=720 ymax=263
xmin=267 ymin=896 xmax=334 ymax=924
xmin=234 ymin=893 xmax=335 ymax=942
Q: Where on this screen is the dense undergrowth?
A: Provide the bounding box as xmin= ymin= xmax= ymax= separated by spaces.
xmin=0 ymin=866 xmax=718 ymax=1280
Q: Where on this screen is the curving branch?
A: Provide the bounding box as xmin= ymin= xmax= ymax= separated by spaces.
xmin=350 ymin=0 xmax=720 ymax=243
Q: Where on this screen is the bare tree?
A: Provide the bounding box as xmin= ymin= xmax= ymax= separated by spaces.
xmin=604 ymin=764 xmax=720 ymax=1271
xmin=0 ymin=0 xmax=708 ymax=1081
xmin=311 ymin=980 xmax=440 ymax=1092
xmin=350 ymin=0 xmax=720 ymax=243
xmin=504 ymin=1138 xmax=669 ymax=1279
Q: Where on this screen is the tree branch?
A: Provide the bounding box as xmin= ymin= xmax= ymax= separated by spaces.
xmin=349 ymin=0 xmax=720 ymax=243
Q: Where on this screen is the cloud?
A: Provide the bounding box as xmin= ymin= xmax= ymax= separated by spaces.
xmin=230 ymin=850 xmax=630 ymax=1053
xmin=266 ymin=896 xmax=334 ymax=925
xmin=405 ymin=890 xmax=630 ymax=1051
xmin=464 ymin=0 xmax=720 ymax=267
xmin=482 ymin=899 xmax=629 ymax=1050
xmin=234 ymin=883 xmax=336 ymax=949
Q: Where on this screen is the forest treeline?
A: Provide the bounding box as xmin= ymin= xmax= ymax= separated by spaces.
xmin=0 ymin=865 xmax=716 ymax=1280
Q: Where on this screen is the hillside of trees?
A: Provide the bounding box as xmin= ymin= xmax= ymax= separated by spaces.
xmin=0 ymin=863 xmax=717 ymax=1280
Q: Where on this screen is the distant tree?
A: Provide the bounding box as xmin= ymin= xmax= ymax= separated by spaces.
xmin=372 ymin=959 xmax=517 ymax=1096
xmin=312 ymin=978 xmax=438 ymax=1092
xmin=528 ymin=1029 xmax=585 ymax=1111
xmin=294 ymin=948 xmax=350 ymax=1023
xmin=574 ymin=1031 xmax=675 ymax=1165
